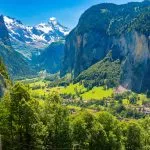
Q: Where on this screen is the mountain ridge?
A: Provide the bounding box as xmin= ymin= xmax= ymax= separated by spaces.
xmin=0 ymin=15 xmax=35 ymax=78
xmin=4 ymin=16 xmax=70 ymax=59
xmin=61 ymin=1 xmax=150 ymax=92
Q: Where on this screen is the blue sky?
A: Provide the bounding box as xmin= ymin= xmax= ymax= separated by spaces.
xmin=0 ymin=0 xmax=143 ymax=28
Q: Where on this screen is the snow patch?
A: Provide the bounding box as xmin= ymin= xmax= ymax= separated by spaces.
xmin=36 ymin=23 xmax=53 ymax=33
xmin=3 ymin=15 xmax=70 ymax=59
xmin=4 ymin=16 xmax=14 ymax=24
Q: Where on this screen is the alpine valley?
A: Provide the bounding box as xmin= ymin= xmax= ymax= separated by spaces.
xmin=0 ymin=1 xmax=150 ymax=150
xmin=0 ymin=15 xmax=69 ymax=78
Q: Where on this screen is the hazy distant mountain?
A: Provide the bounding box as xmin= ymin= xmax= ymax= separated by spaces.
xmin=36 ymin=41 xmax=65 ymax=74
xmin=4 ymin=16 xmax=69 ymax=59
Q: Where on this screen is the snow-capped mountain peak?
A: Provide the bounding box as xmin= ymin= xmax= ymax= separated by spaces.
xmin=48 ymin=17 xmax=61 ymax=27
xmin=3 ymin=16 xmax=14 ymax=24
xmin=4 ymin=16 xmax=23 ymax=27
xmin=49 ymin=17 xmax=57 ymax=24
xmin=36 ymin=23 xmax=53 ymax=34
xmin=3 ymin=15 xmax=70 ymax=58
xmin=49 ymin=17 xmax=56 ymax=21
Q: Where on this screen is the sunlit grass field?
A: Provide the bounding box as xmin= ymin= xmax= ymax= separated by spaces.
xmin=27 ymin=78 xmax=114 ymax=101
xmin=60 ymin=83 xmax=87 ymax=95
xmin=29 ymin=80 xmax=49 ymax=88
xmin=81 ymin=87 xmax=113 ymax=100
xmin=24 ymin=78 xmax=149 ymax=106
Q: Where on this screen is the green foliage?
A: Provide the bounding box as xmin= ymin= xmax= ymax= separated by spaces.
xmin=71 ymin=111 xmax=94 ymax=149
xmin=0 ymin=87 xmax=149 ymax=149
xmin=75 ymin=52 xmax=121 ymax=89
xmin=0 ymin=63 xmax=149 ymax=149
xmin=96 ymin=112 xmax=123 ymax=150
xmin=140 ymin=117 xmax=150 ymax=149
xmin=128 ymin=8 xmax=150 ymax=36
xmin=89 ymin=122 xmax=108 ymax=150
xmin=0 ymin=57 xmax=9 ymax=80
xmin=0 ymin=83 xmax=38 ymax=149
xmin=77 ymin=1 xmax=150 ymax=36
xmin=0 ymin=42 xmax=35 ymax=78
xmin=126 ymin=122 xmax=144 ymax=150
xmin=0 ymin=58 xmax=11 ymax=97
xmin=81 ymin=86 xmax=113 ymax=100
xmin=42 ymin=93 xmax=72 ymax=149
xmin=60 ymin=83 xmax=87 ymax=97
xmin=48 ymin=74 xmax=72 ymax=87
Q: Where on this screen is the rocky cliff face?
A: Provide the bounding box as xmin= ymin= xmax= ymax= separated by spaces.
xmin=0 ymin=15 xmax=11 ymax=46
xmin=112 ymin=31 xmax=150 ymax=92
xmin=61 ymin=1 xmax=150 ymax=92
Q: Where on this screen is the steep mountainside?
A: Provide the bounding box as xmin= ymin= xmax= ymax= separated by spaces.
xmin=61 ymin=1 xmax=150 ymax=92
xmin=0 ymin=58 xmax=11 ymax=97
xmin=0 ymin=15 xmax=34 ymax=78
xmin=35 ymin=41 xmax=64 ymax=73
xmin=74 ymin=51 xmax=121 ymax=89
xmin=4 ymin=16 xmax=69 ymax=59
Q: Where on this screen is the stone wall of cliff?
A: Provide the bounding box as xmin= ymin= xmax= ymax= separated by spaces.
xmin=61 ymin=1 xmax=150 ymax=92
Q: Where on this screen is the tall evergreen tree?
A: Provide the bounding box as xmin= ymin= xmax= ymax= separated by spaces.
xmin=1 ymin=84 xmax=38 ymax=150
